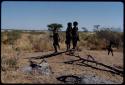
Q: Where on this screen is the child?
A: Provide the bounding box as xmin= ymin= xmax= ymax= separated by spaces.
xmin=65 ymin=22 xmax=72 ymax=51
xmin=72 ymin=21 xmax=80 ymax=50
xmin=52 ymin=28 xmax=60 ymax=53
xmin=107 ymin=41 xmax=114 ymax=56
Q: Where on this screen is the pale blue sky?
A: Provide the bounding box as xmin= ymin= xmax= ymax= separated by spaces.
xmin=1 ymin=1 xmax=123 ymax=31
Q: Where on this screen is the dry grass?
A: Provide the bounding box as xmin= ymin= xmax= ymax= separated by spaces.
xmin=12 ymin=32 xmax=54 ymax=52
xmin=1 ymin=31 xmax=123 ymax=84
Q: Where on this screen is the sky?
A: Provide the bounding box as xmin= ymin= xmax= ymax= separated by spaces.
xmin=1 ymin=1 xmax=123 ymax=31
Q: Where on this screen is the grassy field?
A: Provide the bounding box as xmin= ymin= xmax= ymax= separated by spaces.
xmin=1 ymin=31 xmax=123 ymax=84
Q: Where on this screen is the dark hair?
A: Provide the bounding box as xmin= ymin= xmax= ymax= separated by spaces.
xmin=73 ymin=21 xmax=78 ymax=26
xmin=67 ymin=22 xmax=72 ymax=26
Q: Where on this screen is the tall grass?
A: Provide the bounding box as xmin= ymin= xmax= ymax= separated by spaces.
xmin=1 ymin=30 xmax=123 ymax=52
xmin=7 ymin=30 xmax=22 ymax=45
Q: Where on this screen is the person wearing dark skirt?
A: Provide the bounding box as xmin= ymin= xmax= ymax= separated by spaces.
xmin=65 ymin=22 xmax=72 ymax=51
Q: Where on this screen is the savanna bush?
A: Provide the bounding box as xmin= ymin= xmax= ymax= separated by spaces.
xmin=94 ymin=27 xmax=123 ymax=49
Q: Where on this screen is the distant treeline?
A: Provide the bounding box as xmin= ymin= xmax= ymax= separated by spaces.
xmin=1 ymin=29 xmax=48 ymax=32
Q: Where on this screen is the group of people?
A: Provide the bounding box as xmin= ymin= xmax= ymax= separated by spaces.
xmin=52 ymin=21 xmax=80 ymax=53
xmin=51 ymin=21 xmax=114 ymax=56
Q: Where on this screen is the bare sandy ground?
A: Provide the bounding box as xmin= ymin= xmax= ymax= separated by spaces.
xmin=4 ymin=49 xmax=122 ymax=84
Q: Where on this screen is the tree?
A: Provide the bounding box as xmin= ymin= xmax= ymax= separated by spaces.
xmin=47 ymin=23 xmax=63 ymax=31
xmin=93 ymin=25 xmax=100 ymax=32
xmin=94 ymin=25 xmax=100 ymax=29
xmin=82 ymin=27 xmax=88 ymax=32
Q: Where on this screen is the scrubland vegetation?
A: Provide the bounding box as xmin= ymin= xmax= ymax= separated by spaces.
xmin=1 ymin=27 xmax=123 ymax=83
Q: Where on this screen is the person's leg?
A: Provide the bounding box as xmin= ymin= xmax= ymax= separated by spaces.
xmin=112 ymin=51 xmax=113 ymax=56
xmin=53 ymin=43 xmax=57 ymax=53
xmin=69 ymin=40 xmax=71 ymax=50
xmin=108 ymin=49 xmax=110 ymax=55
xmin=57 ymin=43 xmax=60 ymax=50
xmin=66 ymin=40 xmax=69 ymax=51
xmin=74 ymin=40 xmax=77 ymax=50
xmin=72 ymin=39 xmax=75 ymax=49
xmin=65 ymin=40 xmax=68 ymax=51
xmin=66 ymin=44 xmax=68 ymax=51
xmin=69 ymin=43 xmax=71 ymax=50
xmin=67 ymin=44 xmax=69 ymax=51
xmin=68 ymin=40 xmax=71 ymax=50
xmin=75 ymin=40 xmax=77 ymax=49
xmin=111 ymin=49 xmax=113 ymax=56
xmin=73 ymin=43 xmax=75 ymax=49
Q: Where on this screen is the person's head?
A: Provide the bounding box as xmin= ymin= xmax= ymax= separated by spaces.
xmin=73 ymin=21 xmax=78 ymax=27
xmin=67 ymin=22 xmax=72 ymax=27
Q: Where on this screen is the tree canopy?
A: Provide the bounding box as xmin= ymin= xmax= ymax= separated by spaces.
xmin=47 ymin=23 xmax=63 ymax=31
